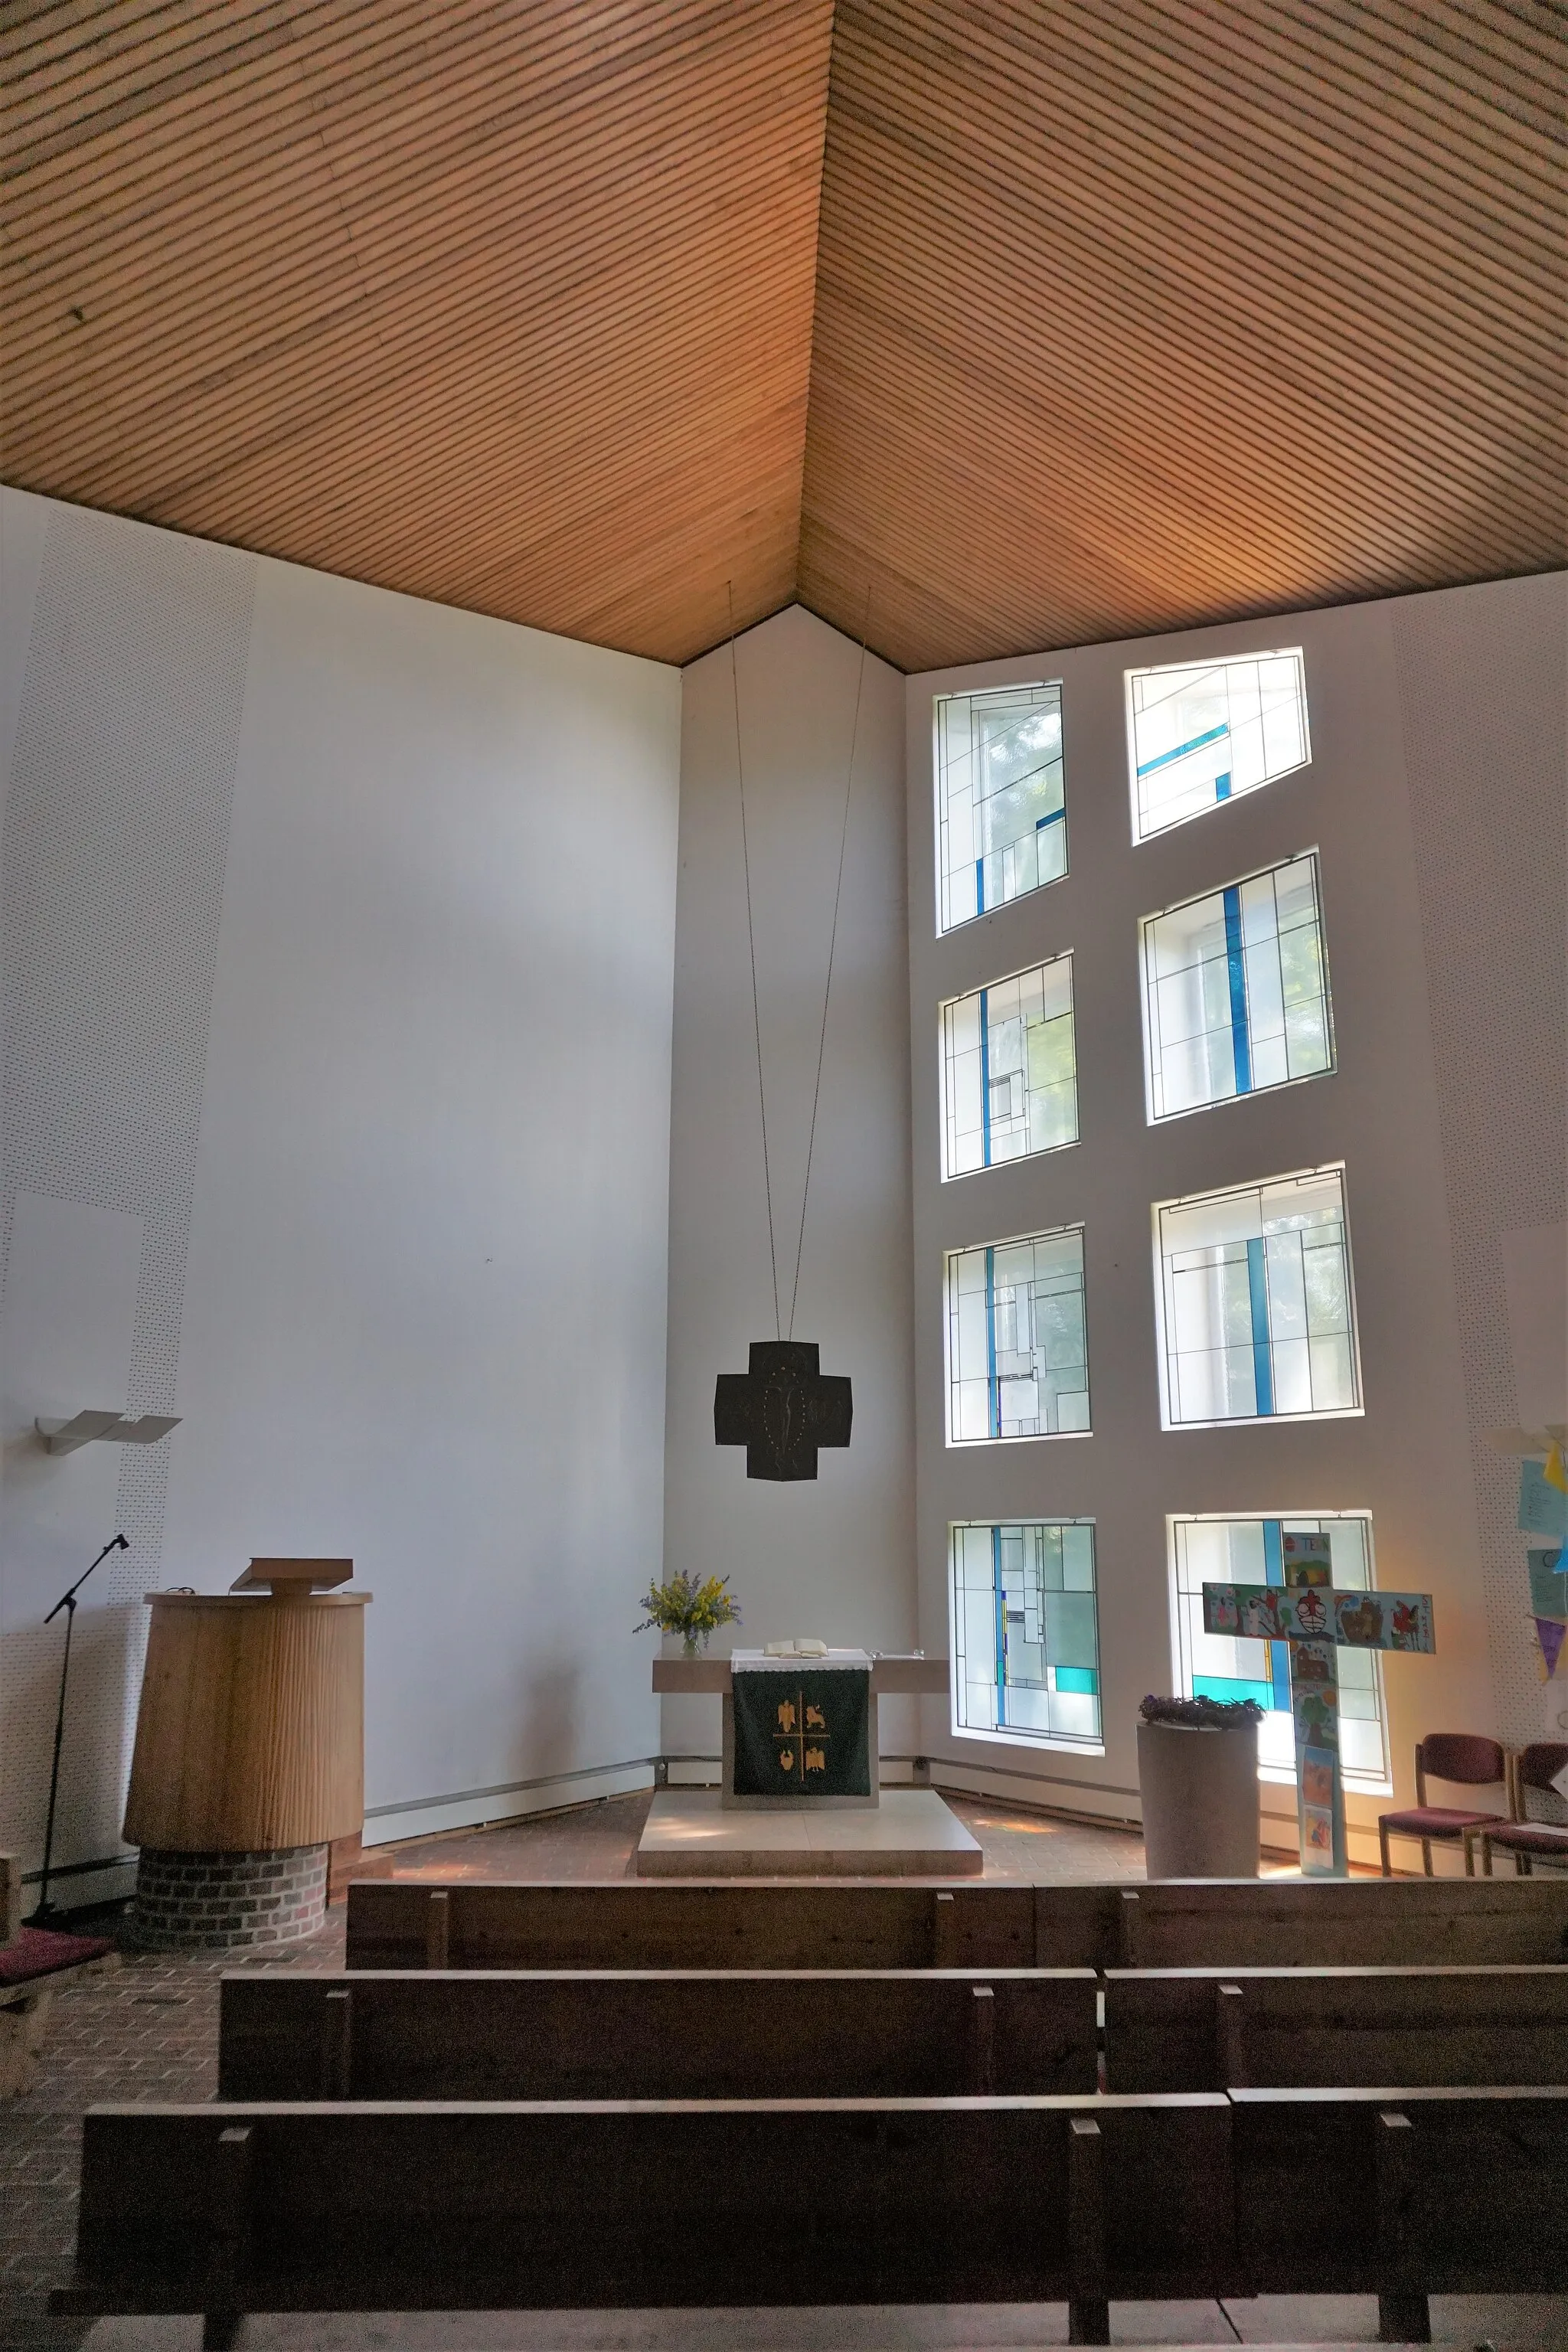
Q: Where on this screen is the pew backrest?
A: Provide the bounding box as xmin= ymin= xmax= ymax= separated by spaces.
xmin=1118 ymin=1877 xmax=1568 ymax=1967
xmin=61 ymin=2092 xmax=1232 ymax=2321
xmin=345 ymin=1873 xmax=1568 ymax=1976
xmin=55 ymin=2086 xmax=1568 ymax=2333
xmin=1105 ymin=1963 xmax=1568 ymax=2092
xmin=219 ymin=1967 xmax=1099 ymax=2100
xmin=1232 ymin=2085 xmax=1568 ymax=2298
xmin=344 ymin=1879 xmax=1089 ymax=1969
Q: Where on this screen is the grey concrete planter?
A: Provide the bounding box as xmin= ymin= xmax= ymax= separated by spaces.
xmin=1137 ymin=1718 xmax=1261 ymax=1879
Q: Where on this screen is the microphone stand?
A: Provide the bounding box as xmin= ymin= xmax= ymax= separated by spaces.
xmin=29 ymin=1534 xmax=129 ymax=1927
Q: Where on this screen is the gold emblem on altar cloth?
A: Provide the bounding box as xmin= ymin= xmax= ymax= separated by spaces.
xmin=805 ymin=1746 xmax=826 ymax=1773
xmin=776 ymin=1700 xmax=797 ymax=1731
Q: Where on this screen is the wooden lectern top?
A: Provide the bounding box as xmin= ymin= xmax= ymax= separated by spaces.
xmin=230 ymin=1557 xmax=354 ymax=1596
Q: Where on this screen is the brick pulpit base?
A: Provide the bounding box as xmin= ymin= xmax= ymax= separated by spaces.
xmin=128 ymin=1844 xmax=328 ymax=1949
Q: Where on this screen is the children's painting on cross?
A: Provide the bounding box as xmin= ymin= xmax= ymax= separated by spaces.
xmin=1203 ymin=1532 xmax=1436 ymax=1876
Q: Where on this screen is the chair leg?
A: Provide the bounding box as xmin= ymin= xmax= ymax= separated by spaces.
xmin=1421 ymin=1839 xmax=1433 ymax=1877
xmin=1523 ymin=1852 xmax=1534 ymax=1877
xmin=1463 ymin=1831 xmax=1475 ymax=1877
xmin=1481 ymin=1834 xmax=1492 ymax=1877
xmin=1379 ymin=1821 xmax=1392 ymax=1877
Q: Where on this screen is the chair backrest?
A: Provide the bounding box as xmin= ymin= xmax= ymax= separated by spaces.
xmin=1416 ymin=1733 xmax=1507 ymax=1795
xmin=1517 ymin=1743 xmax=1568 ymax=1804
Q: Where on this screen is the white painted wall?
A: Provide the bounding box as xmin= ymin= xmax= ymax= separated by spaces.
xmin=662 ymin=606 xmax=915 ymax=1775
xmin=906 ymin=574 xmax=1566 ymax=1864
xmin=0 ymin=489 xmax=682 ymax=1887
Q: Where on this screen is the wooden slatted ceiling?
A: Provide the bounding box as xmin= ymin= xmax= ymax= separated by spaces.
xmin=0 ymin=0 xmax=836 ymax=666
xmin=802 ymin=0 xmax=1566 ymax=671
xmin=2 ymin=3 xmax=1562 ymax=673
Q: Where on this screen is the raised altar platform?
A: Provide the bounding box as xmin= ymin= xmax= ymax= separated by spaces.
xmin=634 ymin=1787 xmax=983 ymax=1877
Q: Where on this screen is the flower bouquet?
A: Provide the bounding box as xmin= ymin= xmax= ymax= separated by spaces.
xmin=636 ymin=1570 xmax=742 ymax=1657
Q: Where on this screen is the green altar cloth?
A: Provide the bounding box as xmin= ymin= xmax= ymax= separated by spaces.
xmin=731 ymin=1662 xmax=872 ymax=1799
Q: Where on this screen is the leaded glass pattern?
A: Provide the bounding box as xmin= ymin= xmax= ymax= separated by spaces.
xmin=1127 ymin=649 xmax=1308 ymax=841
xmin=1154 ymin=1168 xmax=1360 ymax=1427
xmin=936 ymin=681 xmax=1066 ymax=932
xmin=1169 ymin=1514 xmax=1388 ymax=1788
xmin=946 ymin=1225 xmax=1089 ymax=1442
xmin=941 ymin=954 xmax=1078 ymax=1178
xmin=952 ymin=1520 xmax=1102 ymax=1746
xmin=1142 ymin=851 xmax=1334 ymax=1120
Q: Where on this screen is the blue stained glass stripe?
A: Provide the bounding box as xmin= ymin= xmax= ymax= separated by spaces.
xmin=1035 ymin=806 xmax=1066 ymax=828
xmin=1246 ymin=1236 xmax=1274 ymax=1416
xmin=975 ymin=857 xmax=985 ymax=913
xmin=978 ymin=987 xmax=992 ymax=1168
xmin=1263 ymin=1522 xmax=1292 ymax=1709
xmin=992 ymin=1525 xmax=1006 ymax=1726
xmin=1223 ymin=885 xmax=1252 ymax=1094
xmin=985 ymin=1244 xmax=999 ymax=1439
xmin=1263 ymin=1521 xmax=1285 ymax=1584
xmin=1055 ymin=1668 xmax=1098 ymax=1694
xmin=1214 ymin=772 xmax=1232 ymax=801
xmin=1136 ymin=720 xmax=1229 ymax=777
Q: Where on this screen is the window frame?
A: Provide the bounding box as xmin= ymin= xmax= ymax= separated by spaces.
xmin=949 ymin=1516 xmax=1106 ymax=1756
xmin=1138 ymin=847 xmax=1336 ymax=1125
xmin=938 ymin=949 xmax=1080 ymax=1181
xmin=1151 ymin=1162 xmax=1364 ymax=1432
xmin=933 ymin=679 xmax=1069 ymax=936
xmin=1125 ymin=647 xmax=1310 ymax=844
xmin=942 ymin=1220 xmax=1093 ymax=1448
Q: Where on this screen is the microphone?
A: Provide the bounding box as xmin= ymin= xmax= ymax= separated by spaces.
xmin=114 ymin=1532 xmax=129 ymax=1550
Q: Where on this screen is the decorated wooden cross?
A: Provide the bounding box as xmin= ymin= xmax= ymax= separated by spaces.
xmin=1203 ymin=1533 xmax=1436 ymax=1877
xmin=714 ymin=1341 xmax=852 ymax=1482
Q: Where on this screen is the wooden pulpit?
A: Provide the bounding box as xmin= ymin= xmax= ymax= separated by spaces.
xmin=124 ymin=1561 xmax=368 ymax=1858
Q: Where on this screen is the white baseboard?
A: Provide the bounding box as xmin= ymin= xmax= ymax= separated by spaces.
xmin=363 ymin=1762 xmax=655 ymax=1847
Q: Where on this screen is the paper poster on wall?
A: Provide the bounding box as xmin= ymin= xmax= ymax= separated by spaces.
xmin=1529 ymin=1548 xmax=1568 ymax=1622
xmin=1534 ymin=1618 xmax=1567 ymax=1681
xmin=1518 ymin=1461 xmax=1568 ymax=1541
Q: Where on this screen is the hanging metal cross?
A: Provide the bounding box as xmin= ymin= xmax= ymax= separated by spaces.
xmin=714 ymin=1341 xmax=852 ymax=1482
xmin=1203 ymin=1533 xmax=1436 ymax=1877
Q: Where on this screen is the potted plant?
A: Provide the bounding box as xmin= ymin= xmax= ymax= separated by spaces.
xmin=635 ymin=1571 xmax=742 ymax=1658
xmin=1137 ymin=1694 xmax=1263 ymax=1880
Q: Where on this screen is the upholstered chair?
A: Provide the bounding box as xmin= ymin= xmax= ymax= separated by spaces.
xmin=1478 ymin=1743 xmax=1568 ymax=1877
xmin=1377 ymin=1733 xmax=1508 ymax=1876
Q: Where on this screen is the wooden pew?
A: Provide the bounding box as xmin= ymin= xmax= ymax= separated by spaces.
xmin=1106 ymin=1962 xmax=1568 ymax=2092
xmin=219 ymin=1966 xmax=1099 ymax=2100
xmin=345 ymin=1877 xmax=1091 ymax=1969
xmin=51 ymin=2085 xmax=1568 ymax=2345
xmin=1117 ymin=1876 xmax=1568 ymax=1967
xmin=51 ymin=2091 xmax=1233 ymax=2347
xmin=1232 ymin=2083 xmax=1568 ymax=2340
xmin=345 ymin=1873 xmax=1568 ymax=1977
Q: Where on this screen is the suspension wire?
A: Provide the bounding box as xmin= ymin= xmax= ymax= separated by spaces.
xmin=727 ymin=581 xmax=782 ymax=1342
xmin=786 ymin=587 xmax=872 ymax=1343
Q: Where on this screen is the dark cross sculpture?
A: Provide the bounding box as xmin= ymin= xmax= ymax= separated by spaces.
xmin=714 ymin=1341 xmax=852 ymax=1481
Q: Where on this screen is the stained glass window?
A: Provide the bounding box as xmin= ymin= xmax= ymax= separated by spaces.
xmin=1127 ymin=650 xmax=1308 ymax=841
xmin=952 ymin=1520 xmax=1102 ymax=1747
xmin=1142 ymin=851 xmax=1334 ymax=1120
xmin=936 ymin=681 xmax=1067 ymax=932
xmin=946 ymin=1226 xmax=1089 ymax=1442
xmin=1169 ymin=1514 xmax=1389 ymax=1788
xmin=941 ymin=954 xmax=1078 ymax=1178
xmin=1154 ymin=1168 xmax=1361 ymax=1427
